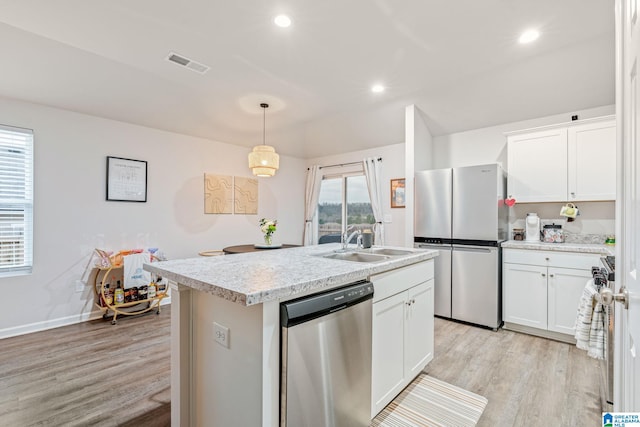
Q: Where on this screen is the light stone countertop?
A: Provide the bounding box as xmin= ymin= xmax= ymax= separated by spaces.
xmin=501 ymin=240 xmax=615 ymax=256
xmin=144 ymin=244 xmax=438 ymax=306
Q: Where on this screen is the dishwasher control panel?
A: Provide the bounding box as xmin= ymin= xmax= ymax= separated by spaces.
xmin=345 ymin=284 xmax=374 ymax=302
xmin=281 ymin=280 xmax=374 ymax=327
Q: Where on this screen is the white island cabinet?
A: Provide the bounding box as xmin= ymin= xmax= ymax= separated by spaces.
xmin=502 ymin=245 xmax=607 ymax=342
xmin=144 ymin=244 xmax=438 ymax=427
xmin=370 ymin=261 xmax=434 ymax=417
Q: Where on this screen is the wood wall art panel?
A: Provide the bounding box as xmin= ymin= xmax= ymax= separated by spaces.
xmin=204 ymin=174 xmax=233 ymax=214
xmin=234 ymin=176 xmax=258 ymax=214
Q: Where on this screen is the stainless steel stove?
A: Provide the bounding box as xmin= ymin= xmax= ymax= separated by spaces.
xmin=592 ymin=255 xmax=615 ymax=412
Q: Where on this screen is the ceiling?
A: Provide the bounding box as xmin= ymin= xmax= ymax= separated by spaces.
xmin=0 ymin=0 xmax=615 ymax=159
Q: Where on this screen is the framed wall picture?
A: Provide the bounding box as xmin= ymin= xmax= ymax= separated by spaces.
xmin=390 ymin=178 xmax=405 ymax=208
xmin=106 ymin=156 xmax=148 ymax=202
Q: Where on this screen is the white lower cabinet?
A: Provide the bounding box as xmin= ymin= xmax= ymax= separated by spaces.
xmin=503 ymin=248 xmax=601 ymax=339
xmin=371 ymin=291 xmax=406 ymax=414
xmin=370 ymin=260 xmax=434 ymax=418
xmin=547 ymin=267 xmax=593 ymax=334
xmin=503 ymin=263 xmax=548 ymax=329
xmin=405 ymin=283 xmax=434 ymax=377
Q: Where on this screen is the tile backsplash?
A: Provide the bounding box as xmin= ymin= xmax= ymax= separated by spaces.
xmin=508 ymin=201 xmax=615 ymax=243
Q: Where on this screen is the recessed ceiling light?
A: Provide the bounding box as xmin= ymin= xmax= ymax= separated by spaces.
xmin=519 ymin=29 xmax=540 ymax=44
xmin=274 ymin=15 xmax=292 ymax=28
xmin=371 ymin=84 xmax=385 ymax=93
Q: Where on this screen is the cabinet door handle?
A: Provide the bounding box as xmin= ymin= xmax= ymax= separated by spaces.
xmin=541 ymin=273 xmax=546 ymax=277
xmin=549 ymin=274 xmax=554 ymax=278
xmin=545 ymin=257 xmax=550 ymax=261
xmin=571 ymin=192 xmax=576 ymax=197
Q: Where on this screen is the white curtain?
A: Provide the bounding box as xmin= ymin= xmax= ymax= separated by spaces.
xmin=303 ymin=165 xmax=323 ymax=245
xmin=363 ymin=157 xmax=384 ymax=245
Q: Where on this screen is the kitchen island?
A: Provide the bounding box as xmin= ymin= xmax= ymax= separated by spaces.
xmin=144 ymin=243 xmax=437 ymax=427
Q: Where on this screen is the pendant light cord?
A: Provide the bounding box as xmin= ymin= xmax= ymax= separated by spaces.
xmin=261 ymin=103 xmax=269 ymax=146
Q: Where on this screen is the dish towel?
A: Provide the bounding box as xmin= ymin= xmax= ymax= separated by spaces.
xmin=574 ymin=279 xmax=605 ymax=360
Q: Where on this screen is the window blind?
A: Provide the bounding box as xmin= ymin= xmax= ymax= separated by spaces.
xmin=0 ymin=124 xmax=33 ymax=276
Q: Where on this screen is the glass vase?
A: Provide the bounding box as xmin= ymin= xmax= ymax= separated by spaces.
xmin=264 ymin=234 xmax=273 ymax=246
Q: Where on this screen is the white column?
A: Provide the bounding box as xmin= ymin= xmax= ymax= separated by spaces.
xmin=262 ymin=300 xmax=280 ymax=427
xmin=170 ymin=282 xmax=192 ymax=427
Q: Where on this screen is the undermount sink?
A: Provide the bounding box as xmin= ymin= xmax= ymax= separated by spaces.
xmin=321 ymin=252 xmax=390 ymax=263
xmin=359 ymin=248 xmax=414 ymax=256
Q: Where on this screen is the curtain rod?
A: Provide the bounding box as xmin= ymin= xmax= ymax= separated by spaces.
xmin=313 ymin=157 xmax=382 ymax=170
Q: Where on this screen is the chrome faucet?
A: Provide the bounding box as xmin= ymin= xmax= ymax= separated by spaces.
xmin=341 ymin=226 xmax=362 ymax=250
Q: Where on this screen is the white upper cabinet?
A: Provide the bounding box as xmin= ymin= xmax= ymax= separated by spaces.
xmin=507 ymin=116 xmax=616 ymax=203
xmin=507 ymin=128 xmax=568 ymax=202
xmin=567 ymin=119 xmax=617 ymax=201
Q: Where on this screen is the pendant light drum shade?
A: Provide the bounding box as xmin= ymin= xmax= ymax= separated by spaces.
xmin=249 ymin=145 xmax=279 ymax=177
xmin=249 ymin=103 xmax=280 ymax=177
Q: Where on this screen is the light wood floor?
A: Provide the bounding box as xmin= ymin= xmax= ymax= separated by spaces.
xmin=0 ymin=309 xmax=171 ymax=427
xmin=426 ymin=317 xmax=602 ymax=427
xmin=0 ymin=309 xmax=602 ymax=427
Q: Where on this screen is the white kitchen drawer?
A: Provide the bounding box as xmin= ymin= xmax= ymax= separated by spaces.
xmin=370 ymin=260 xmax=434 ymax=302
xmin=503 ymin=248 xmax=601 ymax=270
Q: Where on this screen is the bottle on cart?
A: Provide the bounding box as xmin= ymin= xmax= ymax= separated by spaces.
xmin=131 ymin=287 xmax=139 ymax=302
xmin=148 ymin=281 xmax=157 ymax=299
xmin=138 ymin=285 xmax=148 ymax=300
xmin=157 ymin=280 xmax=167 ymax=296
xmin=114 ymin=280 xmax=125 ymax=305
xmin=98 ymin=281 xmax=105 ymax=307
xmin=104 ymin=283 xmax=113 ymax=306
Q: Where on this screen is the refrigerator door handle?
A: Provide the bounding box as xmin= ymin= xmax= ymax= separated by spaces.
xmin=452 ymin=246 xmax=495 ymax=253
xmin=417 ymin=244 xmax=452 ymax=250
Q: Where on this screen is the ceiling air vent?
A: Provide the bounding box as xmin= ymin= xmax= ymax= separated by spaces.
xmin=166 ymin=52 xmax=210 ymax=74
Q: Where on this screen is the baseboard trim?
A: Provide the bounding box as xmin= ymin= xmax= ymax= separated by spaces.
xmin=0 ymin=297 xmax=172 ymax=339
xmin=503 ymin=322 xmax=576 ymax=344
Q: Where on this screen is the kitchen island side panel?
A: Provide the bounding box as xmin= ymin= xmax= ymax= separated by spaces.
xmin=192 ymin=290 xmax=265 ymax=426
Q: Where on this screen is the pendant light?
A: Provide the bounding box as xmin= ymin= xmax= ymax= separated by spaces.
xmin=248 ymin=103 xmax=280 ymax=177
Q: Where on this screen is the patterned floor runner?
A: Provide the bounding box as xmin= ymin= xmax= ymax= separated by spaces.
xmin=371 ymin=374 xmax=488 ymax=427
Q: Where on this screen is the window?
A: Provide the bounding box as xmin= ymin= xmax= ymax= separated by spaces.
xmin=317 ymin=174 xmax=374 ymax=242
xmin=0 ymin=125 xmax=33 ymax=276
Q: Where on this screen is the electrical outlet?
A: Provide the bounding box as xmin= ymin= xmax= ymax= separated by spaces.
xmin=213 ymin=322 xmax=230 ymax=348
xmin=75 ymin=280 xmax=85 ymax=293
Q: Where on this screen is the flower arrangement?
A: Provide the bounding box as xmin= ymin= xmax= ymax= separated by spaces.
xmin=259 ymin=218 xmax=277 ymax=245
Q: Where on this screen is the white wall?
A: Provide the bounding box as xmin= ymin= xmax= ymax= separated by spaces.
xmin=509 ymin=201 xmax=615 ymax=241
xmin=0 ymin=97 xmax=306 ymax=337
xmin=306 ymin=143 xmax=406 ymax=247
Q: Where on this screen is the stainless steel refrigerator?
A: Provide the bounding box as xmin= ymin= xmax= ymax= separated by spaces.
xmin=414 ymin=164 xmax=507 ymax=329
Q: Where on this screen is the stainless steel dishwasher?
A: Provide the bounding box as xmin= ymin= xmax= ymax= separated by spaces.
xmin=280 ymin=280 xmax=374 ymax=427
